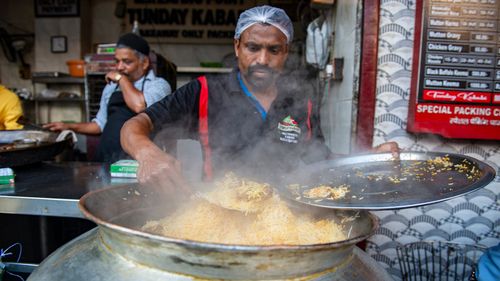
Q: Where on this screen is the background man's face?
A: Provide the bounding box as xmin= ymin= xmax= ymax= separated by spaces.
xmin=234 ymin=24 xmax=289 ymax=91
xmin=115 ymin=48 xmax=149 ymax=82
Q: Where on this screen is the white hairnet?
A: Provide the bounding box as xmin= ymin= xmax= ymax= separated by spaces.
xmin=234 ymin=5 xmax=293 ymax=43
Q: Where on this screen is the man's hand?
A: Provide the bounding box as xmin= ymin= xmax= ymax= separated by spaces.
xmin=42 ymin=121 xmax=100 ymax=135
xmin=105 ymin=71 xmax=124 ymax=84
xmin=373 ymin=141 xmax=400 ymax=159
xmin=105 ymin=70 xmax=146 ymax=113
xmin=121 ymin=114 xmax=190 ymax=195
xmin=135 ymin=146 xmax=191 ymax=196
xmin=43 ymin=122 xmax=69 ymax=132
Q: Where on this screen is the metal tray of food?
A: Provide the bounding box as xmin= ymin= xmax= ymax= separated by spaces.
xmin=280 ymin=152 xmax=496 ymax=210
xmin=0 ymin=130 xmax=73 ymax=168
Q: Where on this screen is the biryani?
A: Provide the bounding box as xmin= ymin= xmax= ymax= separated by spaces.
xmin=302 ymin=184 xmax=350 ymax=200
xmin=142 ymin=173 xmax=346 ymax=245
xmin=196 ymin=173 xmax=273 ymax=214
xmin=352 ymin=155 xmax=482 ymax=184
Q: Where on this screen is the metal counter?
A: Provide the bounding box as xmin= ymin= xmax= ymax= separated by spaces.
xmin=0 ymin=161 xmax=132 ymax=218
xmin=0 ymin=161 xmax=136 ymax=266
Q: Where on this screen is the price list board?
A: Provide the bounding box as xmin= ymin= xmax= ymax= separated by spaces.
xmin=408 ymin=0 xmax=500 ymax=140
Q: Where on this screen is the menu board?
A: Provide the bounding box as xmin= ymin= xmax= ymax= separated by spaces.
xmin=408 ymin=0 xmax=500 ymax=140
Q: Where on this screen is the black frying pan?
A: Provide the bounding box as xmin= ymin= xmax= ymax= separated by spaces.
xmin=0 ymin=130 xmax=73 ymax=167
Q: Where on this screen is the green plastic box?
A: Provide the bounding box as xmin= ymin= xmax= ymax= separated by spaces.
xmin=110 ymin=160 xmax=138 ymax=178
xmin=0 ymin=168 xmax=14 ymax=185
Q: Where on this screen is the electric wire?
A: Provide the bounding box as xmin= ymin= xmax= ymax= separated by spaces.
xmin=0 ymin=242 xmax=25 ymax=281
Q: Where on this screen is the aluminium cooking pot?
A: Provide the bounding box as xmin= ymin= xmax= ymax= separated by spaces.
xmin=27 ymin=184 xmax=386 ymax=280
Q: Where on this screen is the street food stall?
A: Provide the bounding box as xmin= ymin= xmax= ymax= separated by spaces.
xmin=0 ymin=0 xmax=498 ymax=281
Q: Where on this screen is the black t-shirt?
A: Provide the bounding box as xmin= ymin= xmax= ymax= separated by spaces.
xmin=145 ymin=69 xmax=332 ymax=181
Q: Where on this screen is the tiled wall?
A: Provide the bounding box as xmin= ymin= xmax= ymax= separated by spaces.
xmin=368 ymin=1 xmax=500 ymax=280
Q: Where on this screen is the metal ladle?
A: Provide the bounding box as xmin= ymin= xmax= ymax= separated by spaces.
xmin=194 ymin=180 xmax=273 ymax=214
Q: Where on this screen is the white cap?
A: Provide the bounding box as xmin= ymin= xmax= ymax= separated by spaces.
xmin=234 ymin=5 xmax=293 ymax=43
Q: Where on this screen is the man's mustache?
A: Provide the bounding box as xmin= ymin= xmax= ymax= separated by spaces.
xmin=248 ymin=65 xmax=275 ymax=76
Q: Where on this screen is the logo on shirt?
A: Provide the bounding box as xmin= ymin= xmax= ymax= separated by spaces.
xmin=278 ymin=115 xmax=301 ymax=144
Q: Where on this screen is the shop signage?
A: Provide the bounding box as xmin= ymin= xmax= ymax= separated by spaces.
xmin=125 ymin=0 xmax=256 ymax=44
xmin=408 ymin=0 xmax=500 ymax=140
xmin=35 ymin=0 xmax=80 ymax=17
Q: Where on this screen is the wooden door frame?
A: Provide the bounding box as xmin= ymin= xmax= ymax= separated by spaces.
xmin=355 ymin=0 xmax=380 ymax=151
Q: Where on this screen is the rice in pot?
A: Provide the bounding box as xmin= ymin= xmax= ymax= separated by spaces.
xmin=142 ymin=173 xmax=346 ymax=245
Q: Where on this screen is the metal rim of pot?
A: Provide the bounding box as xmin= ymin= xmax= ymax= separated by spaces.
xmin=79 ymin=184 xmax=379 ymax=250
xmin=78 ymin=184 xmax=379 ymax=279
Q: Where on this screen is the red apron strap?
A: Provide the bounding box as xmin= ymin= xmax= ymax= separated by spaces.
xmin=306 ymin=98 xmax=313 ymax=141
xmin=197 ymin=76 xmax=213 ymax=181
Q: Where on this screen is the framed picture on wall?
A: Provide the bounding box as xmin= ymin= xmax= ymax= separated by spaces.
xmin=35 ymin=0 xmax=80 ymax=17
xmin=50 ymin=36 xmax=67 ymax=53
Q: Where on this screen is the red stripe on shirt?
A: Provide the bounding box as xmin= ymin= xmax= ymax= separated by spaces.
xmin=197 ymin=76 xmax=213 ymax=181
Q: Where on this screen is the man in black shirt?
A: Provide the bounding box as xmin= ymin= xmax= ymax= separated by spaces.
xmin=121 ymin=5 xmax=398 ymax=192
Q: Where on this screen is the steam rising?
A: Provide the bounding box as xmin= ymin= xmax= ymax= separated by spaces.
xmin=149 ymin=62 xmax=328 ymax=186
xmin=141 ymin=173 xmax=347 ymax=245
xmin=129 ymin=62 xmax=344 ymax=246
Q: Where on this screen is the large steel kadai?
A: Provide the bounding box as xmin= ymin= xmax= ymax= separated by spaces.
xmin=27 ymin=184 xmax=392 ymax=280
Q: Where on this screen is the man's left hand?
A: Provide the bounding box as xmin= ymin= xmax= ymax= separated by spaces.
xmin=373 ymin=141 xmax=400 ymax=159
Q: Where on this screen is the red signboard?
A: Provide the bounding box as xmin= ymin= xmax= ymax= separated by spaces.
xmin=423 ymin=90 xmax=492 ymax=103
xmin=408 ymin=0 xmax=500 ymax=140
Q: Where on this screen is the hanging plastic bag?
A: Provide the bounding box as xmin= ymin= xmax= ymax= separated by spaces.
xmin=306 ymin=16 xmax=330 ymax=69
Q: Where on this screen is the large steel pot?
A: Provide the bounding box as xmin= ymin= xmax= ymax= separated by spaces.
xmin=28 ymin=184 xmax=385 ymax=280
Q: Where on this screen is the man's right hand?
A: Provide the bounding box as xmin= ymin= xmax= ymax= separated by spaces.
xmin=43 ymin=122 xmax=69 ymax=132
xmin=121 ymin=113 xmax=191 ymax=195
xmin=135 ymin=147 xmax=192 ymax=196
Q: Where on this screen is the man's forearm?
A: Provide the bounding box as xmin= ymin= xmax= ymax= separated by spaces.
xmin=121 ymin=113 xmax=157 ymax=160
xmin=68 ymin=122 xmax=101 ymax=135
xmin=119 ymin=77 xmax=146 ymax=113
